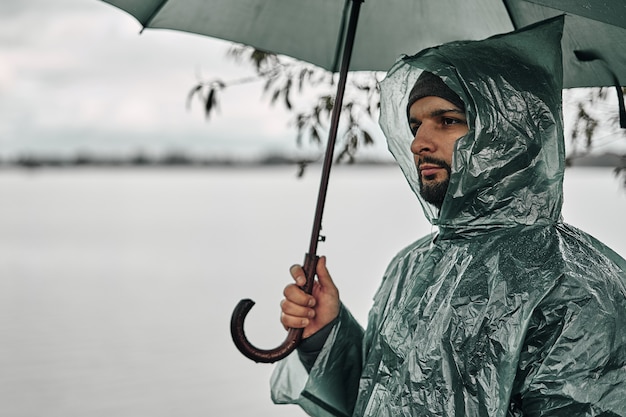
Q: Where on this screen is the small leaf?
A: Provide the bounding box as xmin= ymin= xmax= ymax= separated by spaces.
xmin=251 ymin=49 xmax=269 ymax=71
xmin=335 ymin=147 xmax=347 ymax=163
xmin=324 ymin=96 xmax=334 ymax=116
xmin=313 ymin=105 xmax=321 ymax=124
xmin=285 ymin=94 xmax=292 ymax=110
xmin=284 ymin=78 xmax=293 ymax=110
xmin=271 ymin=88 xmax=281 ymax=105
xmin=295 ymin=113 xmax=306 ymax=129
xmin=297 ymin=160 xmax=308 ymax=178
xmin=205 ymin=88 xmax=216 ymax=119
xmin=186 ymin=84 xmax=203 ymax=110
xmin=310 ymin=126 xmax=320 ymax=144
xmin=350 ymin=133 xmax=358 ymax=148
xmin=298 ymin=68 xmax=311 ymax=91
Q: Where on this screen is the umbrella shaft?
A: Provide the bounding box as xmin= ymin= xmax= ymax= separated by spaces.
xmin=308 ymin=0 xmax=363 ymax=256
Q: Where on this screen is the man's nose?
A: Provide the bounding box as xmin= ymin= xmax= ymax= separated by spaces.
xmin=410 ymin=124 xmax=435 ymax=155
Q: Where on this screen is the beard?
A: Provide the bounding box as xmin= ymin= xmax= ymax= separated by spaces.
xmin=418 ymin=156 xmax=451 ymax=209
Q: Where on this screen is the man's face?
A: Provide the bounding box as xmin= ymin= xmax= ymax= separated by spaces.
xmin=408 ymin=96 xmax=468 ymax=208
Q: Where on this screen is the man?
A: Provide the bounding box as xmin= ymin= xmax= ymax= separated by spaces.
xmin=271 ymin=17 xmax=626 ymax=417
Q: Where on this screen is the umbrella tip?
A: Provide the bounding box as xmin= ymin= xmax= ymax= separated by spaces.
xmin=574 ymin=49 xmax=626 ymax=129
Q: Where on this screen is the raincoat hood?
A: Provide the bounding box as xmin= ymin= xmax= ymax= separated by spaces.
xmin=379 ymin=17 xmax=564 ymax=238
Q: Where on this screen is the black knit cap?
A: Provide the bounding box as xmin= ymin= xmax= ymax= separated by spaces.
xmin=406 ymin=71 xmax=465 ymax=121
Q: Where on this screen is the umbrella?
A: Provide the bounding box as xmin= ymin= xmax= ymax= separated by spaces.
xmin=99 ymin=0 xmax=626 ymax=86
xmin=98 ymin=0 xmax=626 ymax=363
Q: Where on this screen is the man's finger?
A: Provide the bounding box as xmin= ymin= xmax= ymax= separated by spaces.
xmin=289 ymin=264 xmax=306 ymax=287
xmin=280 ymin=312 xmax=310 ymax=329
xmin=281 ymin=299 xmax=315 ymax=319
xmin=283 ymin=284 xmax=316 ymax=307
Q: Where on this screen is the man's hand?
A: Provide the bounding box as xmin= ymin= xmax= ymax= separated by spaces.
xmin=280 ymin=256 xmax=340 ymax=339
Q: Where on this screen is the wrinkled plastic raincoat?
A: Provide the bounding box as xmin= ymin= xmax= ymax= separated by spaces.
xmin=271 ymin=17 xmax=626 ymax=417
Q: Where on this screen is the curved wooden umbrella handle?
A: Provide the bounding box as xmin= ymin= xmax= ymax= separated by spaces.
xmin=230 ymin=299 xmax=303 ymax=363
xmin=230 ymin=254 xmax=318 ymax=363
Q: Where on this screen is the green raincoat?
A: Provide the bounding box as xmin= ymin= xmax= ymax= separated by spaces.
xmin=271 ymin=17 xmax=626 ymax=417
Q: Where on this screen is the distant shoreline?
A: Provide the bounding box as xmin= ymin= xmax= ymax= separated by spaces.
xmin=0 ymin=153 xmax=395 ymax=170
xmin=0 ymin=151 xmax=622 ymax=170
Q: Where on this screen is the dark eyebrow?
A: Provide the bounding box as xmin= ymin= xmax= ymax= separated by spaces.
xmin=408 ymin=108 xmax=465 ymax=124
xmin=430 ymin=108 xmax=465 ymax=117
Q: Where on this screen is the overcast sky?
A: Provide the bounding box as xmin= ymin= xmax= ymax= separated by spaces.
xmin=2 ymin=1 xmax=624 ymax=160
xmin=1 ymin=0 xmax=388 ymax=160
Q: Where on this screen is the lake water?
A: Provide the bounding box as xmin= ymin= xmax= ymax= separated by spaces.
xmin=0 ymin=166 xmax=624 ymax=417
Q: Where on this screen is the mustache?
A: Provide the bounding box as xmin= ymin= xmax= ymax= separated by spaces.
xmin=417 ymin=156 xmax=451 ymax=170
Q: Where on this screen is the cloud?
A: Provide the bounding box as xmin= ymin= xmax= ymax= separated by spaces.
xmin=0 ymin=0 xmax=300 ymax=158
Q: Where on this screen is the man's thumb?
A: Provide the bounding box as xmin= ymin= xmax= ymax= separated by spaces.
xmin=316 ymin=256 xmax=335 ymax=288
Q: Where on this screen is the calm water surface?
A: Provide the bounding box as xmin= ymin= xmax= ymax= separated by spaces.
xmin=0 ymin=166 xmax=624 ymax=417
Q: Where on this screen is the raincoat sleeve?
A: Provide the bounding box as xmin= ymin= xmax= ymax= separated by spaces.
xmin=270 ymin=304 xmax=364 ymax=417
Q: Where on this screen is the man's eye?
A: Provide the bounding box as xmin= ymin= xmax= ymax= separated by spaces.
xmin=442 ymin=117 xmax=467 ymax=126
xmin=442 ymin=117 xmax=460 ymax=125
xmin=410 ymin=123 xmax=421 ymax=135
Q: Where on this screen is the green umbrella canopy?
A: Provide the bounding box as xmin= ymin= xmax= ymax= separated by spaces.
xmin=100 ymin=0 xmax=626 ymax=88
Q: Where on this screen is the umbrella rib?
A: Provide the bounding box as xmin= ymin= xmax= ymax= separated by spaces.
xmin=139 ymin=0 xmax=171 ymax=32
xmin=502 ymin=0 xmax=524 ymax=30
